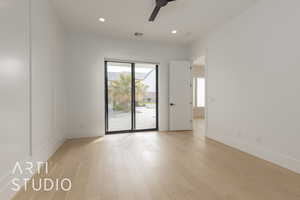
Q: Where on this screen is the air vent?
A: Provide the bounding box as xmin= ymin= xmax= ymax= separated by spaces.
xmin=134 ymin=32 xmax=144 ymax=37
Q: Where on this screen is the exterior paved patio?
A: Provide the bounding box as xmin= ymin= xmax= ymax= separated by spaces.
xmin=108 ymin=105 xmax=156 ymax=131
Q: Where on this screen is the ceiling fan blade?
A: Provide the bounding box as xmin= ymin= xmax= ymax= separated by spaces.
xmin=149 ymin=6 xmax=161 ymax=21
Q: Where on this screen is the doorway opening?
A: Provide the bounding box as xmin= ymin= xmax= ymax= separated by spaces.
xmin=105 ymin=61 xmax=158 ymax=134
xmin=192 ymin=56 xmax=207 ymax=137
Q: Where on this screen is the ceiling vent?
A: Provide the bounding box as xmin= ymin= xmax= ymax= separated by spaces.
xmin=134 ymin=32 xmax=144 ymax=37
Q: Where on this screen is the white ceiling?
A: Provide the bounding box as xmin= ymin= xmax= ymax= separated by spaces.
xmin=51 ymin=0 xmax=258 ymax=44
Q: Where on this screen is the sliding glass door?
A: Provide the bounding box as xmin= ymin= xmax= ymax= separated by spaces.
xmin=105 ymin=61 xmax=158 ymax=134
xmin=135 ymin=63 xmax=158 ymax=130
xmin=105 ymin=62 xmax=132 ymax=132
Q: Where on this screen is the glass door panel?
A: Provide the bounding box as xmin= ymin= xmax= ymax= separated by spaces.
xmin=106 ymin=62 xmax=132 ymax=132
xmin=135 ymin=63 xmax=157 ymax=130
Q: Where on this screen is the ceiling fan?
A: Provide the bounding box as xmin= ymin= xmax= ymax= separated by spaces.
xmin=149 ymin=0 xmax=176 ymax=22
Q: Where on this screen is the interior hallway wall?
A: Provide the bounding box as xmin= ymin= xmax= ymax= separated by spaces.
xmin=190 ymin=0 xmax=300 ymax=173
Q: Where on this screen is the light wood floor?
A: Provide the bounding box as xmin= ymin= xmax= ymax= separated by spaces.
xmin=13 ymin=120 xmax=300 ymax=200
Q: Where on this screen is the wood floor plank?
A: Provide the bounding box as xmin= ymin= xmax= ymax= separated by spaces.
xmin=12 ymin=120 xmax=300 ymax=200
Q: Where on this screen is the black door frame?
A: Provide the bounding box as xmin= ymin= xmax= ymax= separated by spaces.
xmin=105 ymin=61 xmax=159 ymax=134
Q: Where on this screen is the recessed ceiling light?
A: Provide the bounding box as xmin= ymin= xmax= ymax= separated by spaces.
xmin=171 ymin=30 xmax=177 ymax=34
xmin=98 ymin=17 xmax=106 ymax=22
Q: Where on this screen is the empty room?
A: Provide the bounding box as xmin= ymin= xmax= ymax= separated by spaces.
xmin=1 ymin=0 xmax=300 ymax=199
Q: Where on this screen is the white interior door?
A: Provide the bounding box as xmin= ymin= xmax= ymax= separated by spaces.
xmin=169 ymin=61 xmax=192 ymax=131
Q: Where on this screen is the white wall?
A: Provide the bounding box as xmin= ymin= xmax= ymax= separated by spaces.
xmin=65 ymin=33 xmax=189 ymax=138
xmin=31 ymin=0 xmax=66 ymax=163
xmin=0 ymin=0 xmax=66 ymax=199
xmin=190 ymin=0 xmax=300 ymax=173
xmin=0 ymin=1 xmax=30 ymax=198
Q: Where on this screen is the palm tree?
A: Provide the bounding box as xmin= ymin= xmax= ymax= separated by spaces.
xmin=108 ymin=73 xmax=148 ymax=111
xmin=135 ymin=80 xmax=149 ymax=106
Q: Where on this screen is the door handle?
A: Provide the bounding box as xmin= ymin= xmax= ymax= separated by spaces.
xmin=170 ymin=103 xmax=175 ymax=106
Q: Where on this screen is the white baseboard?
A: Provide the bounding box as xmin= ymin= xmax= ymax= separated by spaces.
xmin=66 ymin=131 xmax=105 ymax=139
xmin=0 ymin=138 xmax=65 ymax=200
xmin=207 ymin=134 xmax=300 ymax=174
